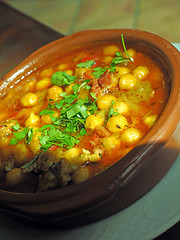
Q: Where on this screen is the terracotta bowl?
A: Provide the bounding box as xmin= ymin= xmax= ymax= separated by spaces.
xmin=0 ymin=29 xmax=180 ymax=228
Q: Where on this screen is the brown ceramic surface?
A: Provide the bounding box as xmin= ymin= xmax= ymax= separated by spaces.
xmin=0 ymin=29 xmax=179 ymax=227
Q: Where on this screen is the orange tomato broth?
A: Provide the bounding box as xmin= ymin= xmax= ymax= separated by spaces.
xmin=0 ymin=41 xmax=169 ymax=190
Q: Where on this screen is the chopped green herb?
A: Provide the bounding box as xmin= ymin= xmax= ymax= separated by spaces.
xmin=13 ymin=127 xmax=28 ymax=141
xmin=77 ymin=60 xmax=95 ymax=68
xmin=79 ymin=128 xmax=86 ymax=136
xmin=72 ymin=84 xmax=80 ymax=94
xmin=73 ymin=79 xmax=91 ymax=93
xmin=92 ymin=67 xmax=107 ymax=78
xmin=90 ymin=92 xmax=97 ymax=100
xmin=9 ymin=137 xmax=19 ymax=145
xmin=39 ymin=124 xmax=79 ymax=151
xmin=84 ymin=85 xmax=91 ymax=90
xmin=12 ymin=122 xmax=20 ymax=131
xmin=26 ymin=128 xmax=33 ymax=145
xmin=105 ymin=101 xmax=119 ymax=123
xmin=110 ymin=51 xmax=131 ymax=68
xmin=47 ymin=99 xmax=55 ymax=109
xmin=51 ymin=71 xmax=76 ymax=86
xmin=39 ymin=109 xmax=55 ymax=117
xmin=9 ymin=127 xmax=29 ymax=145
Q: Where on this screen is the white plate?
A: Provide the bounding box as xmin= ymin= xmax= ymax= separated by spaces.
xmin=0 ymin=44 xmax=179 ymax=240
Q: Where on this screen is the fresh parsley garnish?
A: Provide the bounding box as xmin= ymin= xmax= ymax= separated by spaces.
xmin=92 ymin=67 xmax=107 ymax=78
xmin=105 ymin=101 xmax=119 ymax=123
xmin=110 ymin=51 xmax=131 ymax=69
xmin=51 ymin=71 xmax=76 ymax=86
xmin=10 ymin=127 xmax=33 ymax=145
xmin=91 ymin=35 xmax=133 ymax=78
xmin=90 ymin=92 xmax=97 ymax=100
xmin=38 ymin=125 xmax=79 ymax=150
xmin=72 ymin=79 xmax=91 ymax=93
xmin=77 ymin=60 xmax=95 ymax=68
xmin=12 ymin=122 xmax=20 ymax=131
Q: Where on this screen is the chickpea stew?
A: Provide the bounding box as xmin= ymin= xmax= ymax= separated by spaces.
xmin=0 ymin=36 xmax=168 ymax=192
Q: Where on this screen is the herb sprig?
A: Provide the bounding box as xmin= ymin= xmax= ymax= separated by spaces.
xmin=92 ymin=34 xmax=133 ymax=78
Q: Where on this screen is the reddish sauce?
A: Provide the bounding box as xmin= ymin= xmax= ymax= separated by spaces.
xmin=0 ymin=42 xmax=168 ymax=192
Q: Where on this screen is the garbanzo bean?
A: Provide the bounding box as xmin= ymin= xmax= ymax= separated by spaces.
xmin=112 ymin=101 xmax=129 ymax=115
xmin=39 ymin=68 xmax=53 ymax=78
xmin=64 ymin=83 xmax=76 ymax=95
xmin=63 ymin=147 xmax=82 ymax=161
xmin=97 ymin=94 xmax=117 ymax=110
xmin=25 ymin=112 xmax=40 ymax=127
xmin=36 ymin=77 xmax=52 ymax=91
xmin=41 ymin=111 xmax=59 ymax=124
xmin=119 ymin=73 xmax=137 ymax=90
xmin=57 ymin=63 xmax=68 ymax=71
xmin=29 ymin=131 xmax=41 ymax=154
xmin=103 ymin=45 xmax=120 ymax=55
xmin=88 ymin=153 xmax=101 ymax=162
xmin=66 ymin=69 xmax=74 ymax=76
xmin=47 ymin=85 xmax=63 ymax=101
xmin=24 ymin=80 xmax=36 ymax=92
xmin=144 ymin=115 xmax=157 ymax=128
xmin=101 ymin=134 xmax=121 ymax=150
xmin=74 ymin=68 xmax=89 ymax=78
xmin=121 ymin=127 xmax=142 ymax=144
xmin=133 ymin=66 xmax=149 ymax=80
xmin=106 ymin=115 xmax=128 ymax=133
xmin=115 ymin=66 xmax=130 ymax=77
xmin=109 ymin=74 xmax=118 ymax=88
xmin=85 ymin=113 xmax=105 ymax=130
xmin=103 ymin=56 xmax=113 ymax=64
xmin=20 ymin=92 xmax=39 ymax=107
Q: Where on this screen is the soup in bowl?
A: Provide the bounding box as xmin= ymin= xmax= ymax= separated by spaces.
xmin=0 ymin=29 xmax=179 ymax=226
